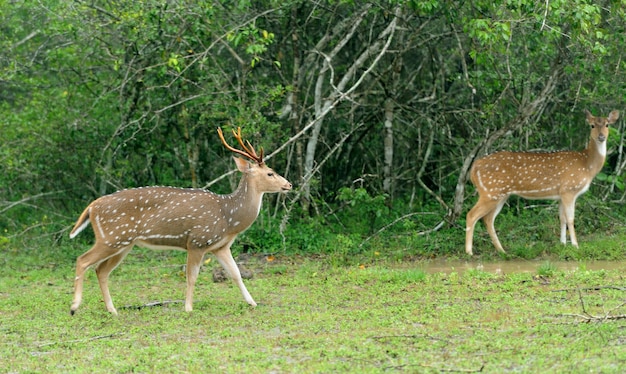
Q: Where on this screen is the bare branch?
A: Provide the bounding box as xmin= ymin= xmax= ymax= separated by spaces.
xmin=0 ymin=191 xmax=65 ymax=214
xmin=11 ymin=30 xmax=40 ymax=49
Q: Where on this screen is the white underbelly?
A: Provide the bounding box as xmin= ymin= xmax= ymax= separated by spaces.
xmin=134 ymin=239 xmax=187 ymax=251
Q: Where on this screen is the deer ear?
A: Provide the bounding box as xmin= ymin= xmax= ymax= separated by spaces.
xmin=608 ymin=110 xmax=620 ymax=124
xmin=584 ymin=109 xmax=594 ymax=123
xmin=233 ymin=156 xmax=251 ymax=172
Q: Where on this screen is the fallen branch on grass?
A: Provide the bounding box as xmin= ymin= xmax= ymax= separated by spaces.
xmin=551 ymin=285 xmax=626 ymax=292
xmin=561 ymin=312 xmax=626 ymax=323
xmin=384 ymin=362 xmax=485 ymax=372
xmin=120 ymin=300 xmax=183 ymax=310
xmin=558 ymin=288 xmax=626 ymax=323
xmin=372 ymin=333 xmax=450 ymax=344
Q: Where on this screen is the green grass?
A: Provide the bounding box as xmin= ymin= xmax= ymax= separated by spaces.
xmin=537 ymin=261 xmax=557 ymax=277
xmin=2 ymin=241 xmax=626 ymax=373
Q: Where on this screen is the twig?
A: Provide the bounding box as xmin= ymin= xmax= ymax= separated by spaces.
xmin=551 ymin=286 xmax=626 ymax=293
xmin=372 ymin=333 xmax=450 ymax=344
xmin=384 ymin=362 xmax=485 ymax=372
xmin=577 ymin=288 xmax=589 ymax=316
xmin=120 ymin=300 xmax=183 ymax=310
xmin=561 ymin=312 xmax=626 ymax=323
xmin=0 ymin=191 xmax=65 ymax=214
xmin=540 ymin=0 xmax=550 ymax=31
xmin=359 ymin=213 xmax=442 ymax=248
xmin=279 ymin=125 xmax=362 ymax=234
xmin=12 ymin=30 xmax=40 ymax=49
xmin=416 ymin=121 xmax=451 ymax=214
xmin=554 ymin=287 xmax=626 ymax=323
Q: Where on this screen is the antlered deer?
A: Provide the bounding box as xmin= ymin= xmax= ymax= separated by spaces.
xmin=69 ymin=128 xmax=292 ymax=314
xmin=465 ymin=110 xmax=619 ymax=255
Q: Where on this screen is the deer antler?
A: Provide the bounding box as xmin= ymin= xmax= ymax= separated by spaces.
xmin=217 ymin=127 xmax=264 ymax=165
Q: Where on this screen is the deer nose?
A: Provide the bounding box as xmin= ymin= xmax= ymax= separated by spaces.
xmin=283 ymin=182 xmax=293 ymax=191
xmin=598 ymin=134 xmax=606 ymax=142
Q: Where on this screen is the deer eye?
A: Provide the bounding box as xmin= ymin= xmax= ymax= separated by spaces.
xmin=268 ymin=172 xmax=275 ymax=177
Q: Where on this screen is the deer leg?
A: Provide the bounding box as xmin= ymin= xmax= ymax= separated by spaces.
xmin=184 ymin=249 xmax=206 ymax=312
xmin=213 ymin=244 xmax=257 ymax=307
xmin=483 ymin=199 xmax=507 ymax=253
xmin=558 ymin=200 xmax=567 ymax=245
xmin=94 ymin=246 xmax=132 ymax=315
xmin=71 ymin=243 xmax=128 ymax=315
xmin=560 ymin=195 xmax=579 ymax=247
xmin=466 ymin=197 xmax=504 ymax=255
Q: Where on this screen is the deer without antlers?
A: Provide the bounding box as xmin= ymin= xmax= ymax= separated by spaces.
xmin=69 ymin=127 xmax=292 ymax=315
xmin=465 ymin=109 xmax=619 ymax=255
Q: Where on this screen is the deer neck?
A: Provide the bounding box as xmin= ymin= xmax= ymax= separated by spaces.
xmin=221 ymin=174 xmax=264 ymax=231
xmin=584 ymin=137 xmax=607 ymax=174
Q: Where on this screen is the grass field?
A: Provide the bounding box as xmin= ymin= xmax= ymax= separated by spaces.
xmin=2 ymin=241 xmax=626 ymax=373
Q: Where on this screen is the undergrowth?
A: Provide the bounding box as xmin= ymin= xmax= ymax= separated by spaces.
xmin=2 ymin=188 xmax=626 ymax=264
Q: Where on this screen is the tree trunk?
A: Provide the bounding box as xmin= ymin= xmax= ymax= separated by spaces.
xmin=301 ymin=6 xmax=401 ymax=209
xmin=383 ymin=98 xmax=394 ymax=195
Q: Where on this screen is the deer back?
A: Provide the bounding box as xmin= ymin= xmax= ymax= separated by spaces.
xmin=82 ymin=187 xmax=232 ymax=250
xmin=72 ymin=159 xmax=291 ymax=251
xmin=470 ymin=150 xmax=594 ymax=200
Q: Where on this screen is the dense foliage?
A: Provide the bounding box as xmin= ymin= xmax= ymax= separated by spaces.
xmin=2 ymin=1 xmax=625 ymax=254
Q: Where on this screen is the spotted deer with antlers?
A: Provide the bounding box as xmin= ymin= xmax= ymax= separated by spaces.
xmin=465 ymin=109 xmax=619 ymax=255
xmin=69 ymin=127 xmax=292 ymax=315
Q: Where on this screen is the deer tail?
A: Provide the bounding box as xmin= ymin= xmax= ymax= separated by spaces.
xmin=69 ymin=206 xmax=91 ymax=239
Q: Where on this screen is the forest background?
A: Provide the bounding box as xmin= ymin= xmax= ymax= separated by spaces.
xmin=2 ymin=0 xmax=626 ymax=259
